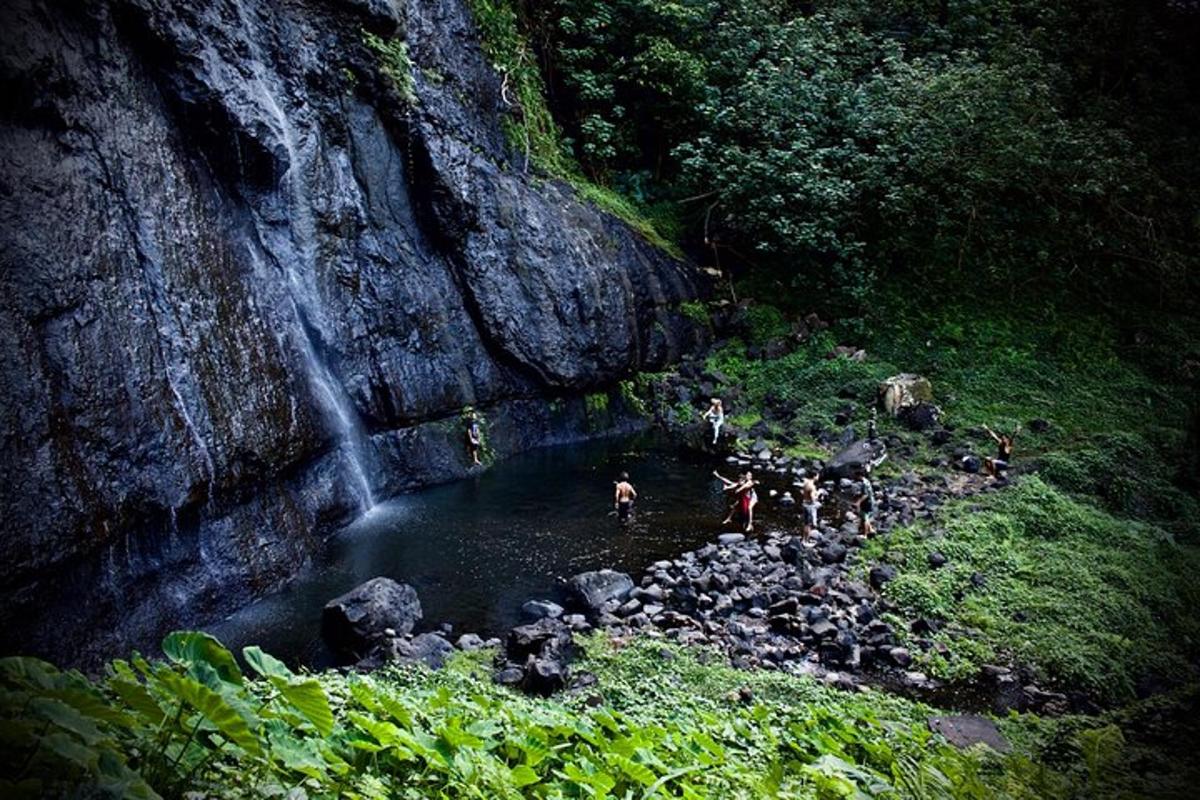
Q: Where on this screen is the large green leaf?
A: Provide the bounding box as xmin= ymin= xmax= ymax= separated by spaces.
xmin=510 ymin=764 xmax=540 ymax=788
xmin=30 ymin=697 xmax=105 ymax=745
xmin=242 ymin=646 xmax=293 ymax=681
xmin=269 ymin=675 xmax=334 ymax=738
xmin=46 ymin=686 xmax=135 ymax=729
xmin=0 ymin=656 xmax=60 ymax=691
xmin=155 ymin=669 xmax=261 ymax=756
xmin=106 ymin=677 xmax=166 ymax=726
xmin=161 ymin=632 xmax=244 ymax=686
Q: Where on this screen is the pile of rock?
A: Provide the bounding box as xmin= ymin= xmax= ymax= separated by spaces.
xmin=322 ymin=577 xmax=498 ymax=671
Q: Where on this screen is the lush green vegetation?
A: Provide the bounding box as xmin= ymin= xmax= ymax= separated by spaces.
xmin=8 ymin=630 xmax=1196 ymax=799
xmin=527 ymin=0 xmax=1198 ymax=310
xmin=363 ymin=31 xmax=416 ymax=104
xmin=862 ymin=477 xmax=1200 ymax=700
xmin=464 ymin=0 xmax=681 ymax=256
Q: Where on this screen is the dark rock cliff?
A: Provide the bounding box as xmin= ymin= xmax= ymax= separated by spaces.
xmin=0 ymin=0 xmax=705 ymax=665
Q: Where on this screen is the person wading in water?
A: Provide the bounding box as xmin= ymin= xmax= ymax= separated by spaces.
xmin=465 ymin=412 xmax=482 ymax=466
xmin=799 ymin=476 xmax=824 ymax=539
xmin=715 ymin=470 xmax=758 ymax=532
xmin=701 ymin=398 xmax=725 ymax=446
xmin=982 ymin=424 xmax=1019 ymax=478
xmin=614 ymin=472 xmax=637 ymax=524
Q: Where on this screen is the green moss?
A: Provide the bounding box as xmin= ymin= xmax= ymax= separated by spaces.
xmin=679 ymin=300 xmax=711 ymax=327
xmin=362 ymin=30 xmax=415 ymax=103
xmin=618 ymin=379 xmax=649 ymax=418
xmin=744 ymin=304 xmax=791 ymax=345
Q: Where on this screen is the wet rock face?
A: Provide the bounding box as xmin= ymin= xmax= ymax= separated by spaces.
xmin=0 ymin=0 xmax=704 ymax=664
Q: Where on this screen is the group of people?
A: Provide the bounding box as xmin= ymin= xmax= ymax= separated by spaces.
xmin=465 ymin=398 xmax=1014 ymax=538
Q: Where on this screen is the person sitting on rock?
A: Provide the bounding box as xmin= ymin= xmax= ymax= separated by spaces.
xmin=614 ymin=472 xmax=637 ymax=524
xmin=982 ymin=424 xmax=1019 ymax=478
xmin=799 ymin=476 xmax=824 ymax=539
xmin=854 ymin=466 xmax=877 ymax=537
xmin=465 ymin=412 xmax=482 ymax=466
xmin=701 ymin=397 xmax=725 ymax=445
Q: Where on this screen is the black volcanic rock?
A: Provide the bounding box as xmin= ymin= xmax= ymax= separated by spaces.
xmin=0 ymin=0 xmax=705 ymax=665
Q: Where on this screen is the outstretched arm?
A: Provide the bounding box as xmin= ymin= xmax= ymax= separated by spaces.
xmin=712 ymin=471 xmax=736 ymax=488
xmin=983 ymin=425 xmax=1001 ymax=443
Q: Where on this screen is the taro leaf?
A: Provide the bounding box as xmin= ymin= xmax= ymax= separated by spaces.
xmin=40 ymin=730 xmax=100 ymax=770
xmin=613 ymin=755 xmax=656 ymax=787
xmin=47 ymin=687 xmax=135 ymax=729
xmin=161 ymin=632 xmax=244 ymax=687
xmin=510 ymin=764 xmax=540 ymax=788
xmin=107 ymin=677 xmax=167 ymax=726
xmin=95 ymin=749 xmax=161 ymax=800
xmin=376 ymin=690 xmax=415 ymax=728
xmin=155 ymin=670 xmax=261 ymax=756
xmin=242 ymin=646 xmax=293 ymax=682
xmin=348 ymin=712 xmax=410 ymax=756
xmin=30 ymin=697 xmax=105 ymax=745
xmin=0 ymin=656 xmax=60 ymax=690
xmin=268 ymin=676 xmax=333 ymax=738
xmin=348 ymin=678 xmax=386 ymax=714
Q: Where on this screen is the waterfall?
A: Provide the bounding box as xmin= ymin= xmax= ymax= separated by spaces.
xmin=249 ymin=66 xmax=377 ymax=513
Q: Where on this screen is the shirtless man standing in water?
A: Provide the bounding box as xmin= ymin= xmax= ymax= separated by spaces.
xmin=614 ymin=472 xmax=637 ymax=524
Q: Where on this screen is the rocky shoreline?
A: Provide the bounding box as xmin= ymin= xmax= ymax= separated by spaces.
xmin=327 ymin=429 xmax=1079 ymax=719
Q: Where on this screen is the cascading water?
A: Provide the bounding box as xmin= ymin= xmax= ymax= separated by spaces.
xmin=250 ymin=64 xmax=377 ymax=513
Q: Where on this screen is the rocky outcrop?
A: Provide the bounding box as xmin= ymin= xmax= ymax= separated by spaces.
xmin=0 ymin=0 xmax=705 ymax=665
xmin=322 ymin=577 xmax=422 ymax=656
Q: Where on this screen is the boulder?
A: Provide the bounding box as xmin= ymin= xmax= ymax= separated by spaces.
xmin=928 ymin=716 xmax=1011 ymax=753
xmin=456 ymin=633 xmax=486 ymax=651
xmin=523 ymin=657 xmax=570 ymax=697
xmin=821 ymin=439 xmax=885 ymax=481
xmin=879 ymin=374 xmax=934 ymax=416
xmin=399 ymin=633 xmax=456 ymax=669
xmin=521 ymin=600 xmax=565 ymax=620
xmin=567 ymin=570 xmax=634 ymax=615
xmin=322 ymin=578 xmax=422 ymax=655
xmin=506 ymin=618 xmax=574 ymax=663
xmin=898 ymin=403 xmax=941 ymax=432
xmin=718 ymin=533 xmax=746 ymax=546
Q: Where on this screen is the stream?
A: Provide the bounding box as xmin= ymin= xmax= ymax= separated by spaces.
xmin=210 ymin=433 xmax=775 ymax=668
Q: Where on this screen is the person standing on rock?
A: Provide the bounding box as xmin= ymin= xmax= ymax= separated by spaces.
xmin=702 ymin=397 xmax=725 ymax=445
xmin=799 ymin=476 xmax=824 ymax=539
xmin=855 ymin=466 xmax=877 ymax=537
xmin=614 ymin=472 xmax=637 ymax=524
xmin=982 ymin=424 xmax=1018 ymax=478
xmin=465 ymin=412 xmax=483 ymax=466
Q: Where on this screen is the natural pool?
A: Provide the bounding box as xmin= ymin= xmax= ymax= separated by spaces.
xmin=210 ymin=433 xmax=780 ymax=668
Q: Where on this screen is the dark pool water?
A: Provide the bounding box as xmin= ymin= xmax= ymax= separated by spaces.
xmin=210 ymin=433 xmax=773 ymax=668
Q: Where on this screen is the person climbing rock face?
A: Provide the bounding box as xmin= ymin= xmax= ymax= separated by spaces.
xmin=983 ymin=424 xmax=1019 ymax=478
xmin=702 ymin=397 xmax=725 ymax=445
xmin=799 ymin=476 xmax=824 ymax=539
xmin=465 ymin=412 xmax=482 ymax=466
xmin=614 ymin=472 xmax=637 ymax=524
